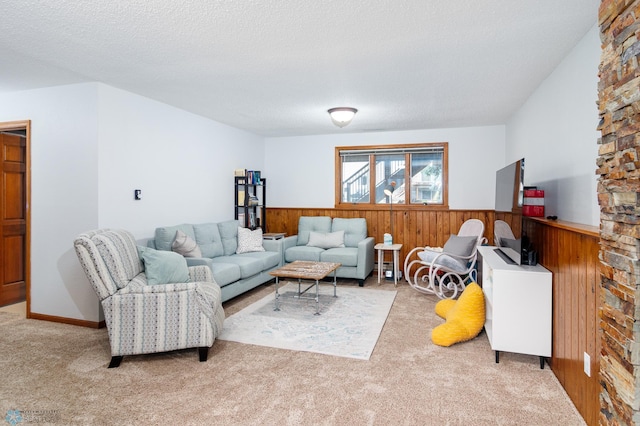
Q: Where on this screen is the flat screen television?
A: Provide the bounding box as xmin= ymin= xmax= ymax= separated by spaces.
xmin=494 ymin=158 xmax=528 ymax=265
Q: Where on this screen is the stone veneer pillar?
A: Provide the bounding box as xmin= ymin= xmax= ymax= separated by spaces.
xmin=598 ymin=0 xmax=640 ymax=424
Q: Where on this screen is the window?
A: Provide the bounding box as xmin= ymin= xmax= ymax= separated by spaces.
xmin=335 ymin=143 xmax=448 ymax=209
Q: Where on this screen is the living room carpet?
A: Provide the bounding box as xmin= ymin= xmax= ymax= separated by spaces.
xmin=0 ymin=311 xmax=21 ymax=325
xmin=217 ymin=282 xmax=397 ymax=360
xmin=0 ymin=279 xmax=586 ymax=425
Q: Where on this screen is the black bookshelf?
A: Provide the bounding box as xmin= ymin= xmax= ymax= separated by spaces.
xmin=234 ymin=174 xmax=266 ymax=232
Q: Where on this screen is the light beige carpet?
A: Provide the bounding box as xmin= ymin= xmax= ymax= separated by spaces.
xmin=0 ymin=278 xmax=585 ymax=425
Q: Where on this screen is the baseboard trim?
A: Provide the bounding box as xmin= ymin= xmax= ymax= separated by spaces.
xmin=28 ymin=312 xmax=105 ymax=329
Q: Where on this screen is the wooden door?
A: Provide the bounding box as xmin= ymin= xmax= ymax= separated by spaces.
xmin=0 ymin=130 xmax=27 ymax=307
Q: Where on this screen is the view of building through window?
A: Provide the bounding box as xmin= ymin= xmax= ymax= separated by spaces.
xmin=337 ymin=143 xmax=447 ymax=207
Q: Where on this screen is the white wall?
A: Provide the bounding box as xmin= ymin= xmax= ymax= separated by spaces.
xmin=264 ymin=126 xmax=505 ymax=209
xmin=96 ymin=84 xmax=264 ymax=237
xmin=506 ymin=25 xmax=600 ymax=226
xmin=0 ymin=83 xmax=100 ymax=321
xmin=0 ymin=82 xmax=264 ymax=322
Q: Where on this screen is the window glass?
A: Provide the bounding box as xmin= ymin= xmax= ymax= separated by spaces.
xmin=410 ymin=153 xmax=443 ymax=204
xmin=375 ymin=154 xmax=405 ymax=204
xmin=341 ymin=154 xmax=370 ymax=203
xmin=336 ymin=143 xmax=447 ymax=208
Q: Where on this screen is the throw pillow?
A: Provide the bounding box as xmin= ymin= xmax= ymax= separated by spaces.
xmin=236 ymin=227 xmax=265 ymax=254
xmin=432 ymin=282 xmax=486 ymax=347
xmin=172 ymin=230 xmax=203 ymax=258
xmin=137 ymin=246 xmax=190 ymax=285
xmin=306 ymin=230 xmax=345 ymax=249
xmin=443 ymin=234 xmax=477 ymax=258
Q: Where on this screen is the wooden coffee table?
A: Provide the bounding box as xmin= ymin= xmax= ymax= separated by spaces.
xmin=270 ymin=261 xmax=341 ymax=315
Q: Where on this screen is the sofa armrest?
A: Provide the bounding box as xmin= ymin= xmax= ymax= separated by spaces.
xmin=262 ymin=238 xmax=285 ymax=266
xmin=261 ymin=238 xmax=282 ymax=252
xmin=282 ymin=235 xmax=299 ymax=251
xmin=185 ymin=257 xmax=214 ymax=269
xmin=188 ymin=265 xmax=214 ymax=283
xmin=356 ymin=237 xmax=376 ymax=278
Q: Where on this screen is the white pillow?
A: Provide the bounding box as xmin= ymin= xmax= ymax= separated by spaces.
xmin=172 ymin=230 xmax=203 ymax=258
xmin=306 ymin=230 xmax=345 ymax=249
xmin=236 ymin=227 xmax=265 ymax=254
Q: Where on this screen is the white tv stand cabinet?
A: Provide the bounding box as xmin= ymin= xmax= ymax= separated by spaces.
xmin=477 ymin=246 xmax=552 ymax=369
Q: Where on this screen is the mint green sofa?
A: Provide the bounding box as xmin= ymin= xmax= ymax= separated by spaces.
xmin=148 ymin=220 xmax=283 ymax=302
xmin=282 ymin=216 xmax=375 ymax=286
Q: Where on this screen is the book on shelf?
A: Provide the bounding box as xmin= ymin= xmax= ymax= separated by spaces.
xmin=238 ymin=213 xmax=245 ymax=227
xmin=245 ymin=170 xmax=262 ymax=185
xmin=234 ymin=168 xmax=246 ymax=177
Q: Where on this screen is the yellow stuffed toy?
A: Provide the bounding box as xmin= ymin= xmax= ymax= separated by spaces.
xmin=432 ymin=282 xmax=485 ymax=347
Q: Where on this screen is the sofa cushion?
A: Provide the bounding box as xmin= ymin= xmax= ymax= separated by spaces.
xmin=285 ymin=245 xmax=324 ymax=262
xmin=331 ymin=218 xmax=367 ymax=248
xmin=296 ymin=216 xmax=332 ymax=246
xmin=207 ymin=262 xmax=241 ymax=287
xmin=307 ymin=230 xmax=345 ymax=249
xmin=193 ymin=223 xmax=224 ymax=258
xmin=137 ymin=246 xmax=190 ymax=285
xmin=218 ymin=220 xmax=239 ymax=255
xmin=154 ymin=224 xmax=195 ymax=252
xmin=211 ymin=255 xmax=263 ymax=279
xmin=236 ymin=227 xmax=265 ymax=254
xmin=418 ymin=250 xmax=467 ymax=272
xmin=172 ymin=230 xmax=203 ymax=258
xmin=237 ymin=250 xmax=281 ymax=270
xmin=320 ymin=247 xmax=358 ymax=267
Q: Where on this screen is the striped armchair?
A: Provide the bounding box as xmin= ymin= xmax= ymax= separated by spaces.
xmin=74 ymin=229 xmax=225 ymax=368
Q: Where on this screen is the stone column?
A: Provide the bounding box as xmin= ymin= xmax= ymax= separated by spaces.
xmin=597 ymin=0 xmax=640 ymax=424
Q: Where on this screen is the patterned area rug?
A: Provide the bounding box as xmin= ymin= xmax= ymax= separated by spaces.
xmin=218 ymin=283 xmax=397 ymax=360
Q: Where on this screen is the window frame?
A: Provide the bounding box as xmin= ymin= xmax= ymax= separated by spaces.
xmin=334 ymin=142 xmax=449 ymax=210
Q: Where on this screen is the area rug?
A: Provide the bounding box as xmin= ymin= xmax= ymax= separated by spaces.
xmin=218 ymin=283 xmax=397 ymax=360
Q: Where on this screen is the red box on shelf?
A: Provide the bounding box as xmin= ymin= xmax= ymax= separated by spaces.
xmin=523 ymin=205 xmax=545 ymax=217
xmin=524 ymin=189 xmax=545 ymax=197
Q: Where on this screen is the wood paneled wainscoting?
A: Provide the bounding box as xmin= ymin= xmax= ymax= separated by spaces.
xmin=265 ymin=207 xmax=497 ymax=263
xmin=524 ymin=217 xmax=600 ymax=426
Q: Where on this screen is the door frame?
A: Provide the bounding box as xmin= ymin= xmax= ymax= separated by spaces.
xmin=0 ymin=120 xmax=31 ymax=317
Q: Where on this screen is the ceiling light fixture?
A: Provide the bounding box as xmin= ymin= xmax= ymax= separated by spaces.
xmin=328 ymin=107 xmax=358 ymax=128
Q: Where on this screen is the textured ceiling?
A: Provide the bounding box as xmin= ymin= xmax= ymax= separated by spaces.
xmin=0 ymin=1 xmax=598 ymax=137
